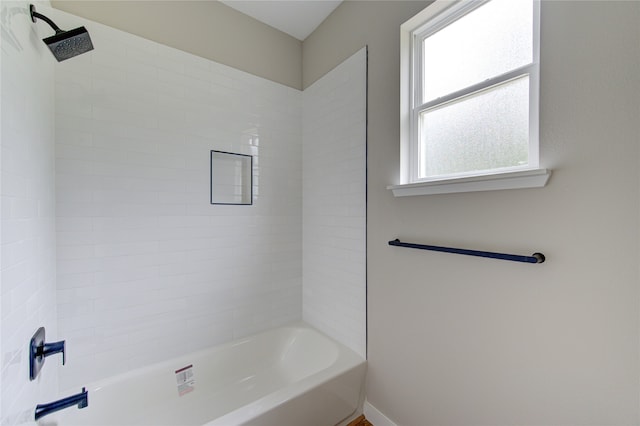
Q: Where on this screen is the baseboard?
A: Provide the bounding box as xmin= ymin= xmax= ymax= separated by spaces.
xmin=363 ymin=400 xmax=397 ymax=426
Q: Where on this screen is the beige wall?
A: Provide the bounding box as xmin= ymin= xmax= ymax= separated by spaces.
xmin=304 ymin=1 xmax=640 ymax=425
xmin=51 ymin=1 xmax=302 ymax=89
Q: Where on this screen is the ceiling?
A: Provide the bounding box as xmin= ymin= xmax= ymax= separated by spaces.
xmin=219 ymin=0 xmax=343 ymax=40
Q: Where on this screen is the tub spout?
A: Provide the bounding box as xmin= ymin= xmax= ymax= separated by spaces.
xmin=35 ymin=387 xmax=88 ymax=421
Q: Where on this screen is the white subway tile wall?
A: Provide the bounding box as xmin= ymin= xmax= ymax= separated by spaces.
xmin=302 ymin=48 xmax=367 ymax=358
xmin=49 ymin=8 xmax=303 ymax=390
xmin=1 ymin=2 xmax=59 ymax=424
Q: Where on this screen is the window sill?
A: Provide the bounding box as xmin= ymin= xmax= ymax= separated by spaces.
xmin=388 ymin=168 xmax=551 ymax=197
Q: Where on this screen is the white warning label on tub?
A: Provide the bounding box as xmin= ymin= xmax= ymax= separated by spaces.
xmin=175 ymin=364 xmax=195 ymax=396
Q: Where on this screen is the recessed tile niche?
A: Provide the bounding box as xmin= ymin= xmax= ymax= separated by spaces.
xmin=210 ymin=150 xmax=253 ymax=205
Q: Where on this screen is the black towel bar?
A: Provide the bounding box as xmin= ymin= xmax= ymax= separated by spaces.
xmin=388 ymin=239 xmax=545 ymax=264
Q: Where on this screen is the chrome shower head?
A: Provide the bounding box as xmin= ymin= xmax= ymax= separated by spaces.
xmin=30 ymin=4 xmax=94 ymax=62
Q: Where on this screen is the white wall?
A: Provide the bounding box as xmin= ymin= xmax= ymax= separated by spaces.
xmin=302 ymin=48 xmax=367 ymax=358
xmin=304 ymin=1 xmax=640 ymax=424
xmin=49 ymin=8 xmax=303 ymax=390
xmin=1 ymin=1 xmax=59 ymax=424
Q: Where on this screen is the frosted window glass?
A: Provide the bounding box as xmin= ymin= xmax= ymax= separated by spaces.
xmin=419 ymin=76 xmax=529 ymax=178
xmin=422 ymin=0 xmax=533 ymax=102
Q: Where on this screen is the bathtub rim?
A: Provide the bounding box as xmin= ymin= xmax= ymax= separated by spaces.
xmin=55 ymin=321 xmax=366 ymax=425
xmin=61 ymin=321 xmax=349 ymax=393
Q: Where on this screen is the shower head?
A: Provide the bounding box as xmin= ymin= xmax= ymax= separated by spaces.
xmin=42 ymin=26 xmax=93 ymax=62
xmin=30 ymin=4 xmax=94 ymax=62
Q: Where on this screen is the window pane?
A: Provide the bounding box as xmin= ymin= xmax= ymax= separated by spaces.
xmin=419 ymin=76 xmax=529 ymax=178
xmin=422 ymin=0 xmax=533 ymax=102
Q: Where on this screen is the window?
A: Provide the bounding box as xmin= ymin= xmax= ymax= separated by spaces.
xmin=392 ymin=0 xmax=550 ymax=196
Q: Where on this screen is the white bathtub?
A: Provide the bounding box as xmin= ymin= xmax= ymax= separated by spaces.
xmin=38 ymin=323 xmax=366 ymax=426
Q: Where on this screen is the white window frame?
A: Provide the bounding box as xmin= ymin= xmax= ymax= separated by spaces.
xmin=391 ymin=0 xmax=550 ymax=196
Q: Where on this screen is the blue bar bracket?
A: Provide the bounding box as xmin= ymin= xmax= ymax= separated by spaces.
xmin=388 ymin=239 xmax=545 ymax=264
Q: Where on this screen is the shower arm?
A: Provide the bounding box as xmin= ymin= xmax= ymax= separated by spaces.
xmin=30 ymin=5 xmax=63 ymax=34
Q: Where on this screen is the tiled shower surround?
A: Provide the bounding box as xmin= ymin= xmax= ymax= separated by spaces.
xmin=1 ymin=2 xmax=58 ymax=423
xmin=303 ymin=49 xmax=367 ymax=358
xmin=52 ymin=10 xmax=302 ymax=389
xmin=49 ymin=8 xmax=365 ymax=390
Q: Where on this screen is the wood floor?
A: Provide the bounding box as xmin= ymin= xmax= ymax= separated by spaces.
xmin=347 ymin=414 xmax=374 ymax=426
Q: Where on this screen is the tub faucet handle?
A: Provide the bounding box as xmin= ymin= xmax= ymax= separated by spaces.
xmin=29 ymin=327 xmax=66 ymax=380
xmin=41 ymin=340 xmax=66 ymax=365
